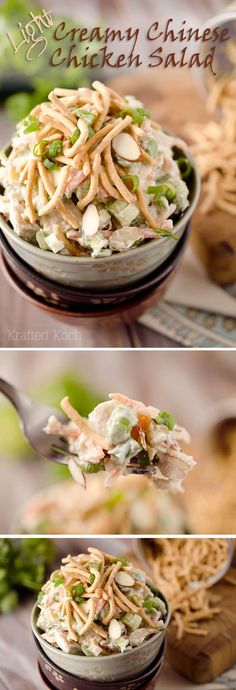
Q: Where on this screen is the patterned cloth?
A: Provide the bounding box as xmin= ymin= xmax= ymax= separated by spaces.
xmin=138 ymin=301 xmax=236 ymax=348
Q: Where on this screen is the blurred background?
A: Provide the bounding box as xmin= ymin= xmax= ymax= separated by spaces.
xmin=0 ymin=0 xmax=228 ymax=121
xmin=0 ymin=349 xmax=236 ymax=534
xmin=0 ymin=0 xmax=229 ymax=139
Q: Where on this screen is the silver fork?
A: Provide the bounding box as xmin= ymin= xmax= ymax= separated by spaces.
xmin=0 ymin=378 xmax=70 ymax=464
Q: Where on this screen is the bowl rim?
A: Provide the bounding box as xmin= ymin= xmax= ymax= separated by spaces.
xmin=31 ymin=584 xmax=170 ymax=664
xmin=0 ymin=143 xmax=200 ymax=265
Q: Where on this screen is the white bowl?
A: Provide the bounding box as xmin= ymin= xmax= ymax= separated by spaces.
xmin=0 ymin=148 xmax=200 ymax=289
xmin=31 ymin=588 xmax=170 ymax=681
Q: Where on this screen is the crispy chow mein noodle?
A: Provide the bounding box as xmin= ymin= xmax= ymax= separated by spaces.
xmin=0 ymin=81 xmax=192 ymax=257
xmin=37 ymin=549 xmax=167 ymax=656
xmin=143 ymin=538 xmax=235 ymax=639
xmin=186 ymin=60 xmax=236 ymax=217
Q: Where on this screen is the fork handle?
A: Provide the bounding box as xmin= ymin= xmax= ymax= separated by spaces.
xmin=0 ymin=377 xmax=26 ymax=412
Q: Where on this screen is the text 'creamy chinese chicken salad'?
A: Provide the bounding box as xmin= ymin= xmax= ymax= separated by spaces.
xmin=0 ymin=82 xmax=192 ymax=257
xmin=44 ymin=393 xmax=196 ymax=490
xmin=37 ymin=548 xmax=167 ymax=656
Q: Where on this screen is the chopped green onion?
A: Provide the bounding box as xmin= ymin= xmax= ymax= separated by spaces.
xmin=137 ymin=450 xmax=150 ymax=468
xmin=176 ymin=157 xmax=192 ymax=180
xmin=70 ymin=128 xmax=80 ymax=145
xmin=68 ymin=584 xmax=84 ymax=601
xmin=88 ymin=126 xmax=95 ymax=138
xmin=43 ymin=158 xmax=58 ymax=170
xmin=122 ymin=174 xmax=139 ymax=193
xmin=74 ymin=583 xmax=84 ymax=597
xmin=48 ymin=140 xmax=63 ymax=159
xmin=119 ymin=107 xmax=150 ymax=126
xmin=24 ymin=123 xmax=40 ymax=133
xmin=90 ymin=573 xmax=95 ymax=584
xmin=147 ymin=183 xmax=176 ymax=202
xmin=143 ymin=597 xmax=161 ymax=611
xmin=24 ymin=115 xmax=38 ymax=125
xmin=153 ymin=228 xmax=178 ymax=240
xmin=145 ymin=138 xmax=157 ymax=159
xmin=155 ymin=410 xmax=176 ymax=430
xmin=77 ymin=109 xmax=96 ymax=125
xmin=80 ymin=462 xmax=104 ymax=474
xmin=111 ymin=557 xmax=129 ymax=566
xmin=23 ymin=115 xmax=40 ymax=134
xmin=53 ymin=575 xmax=64 ymax=587
xmin=33 ymin=140 xmax=49 ymax=158
xmin=90 ymin=562 xmax=101 ymax=571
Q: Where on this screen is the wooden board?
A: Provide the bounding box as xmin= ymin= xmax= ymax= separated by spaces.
xmin=167 ymin=566 xmax=236 ymax=684
xmin=109 ymin=71 xmax=236 ymax=286
xmin=126 ymin=547 xmax=236 ymax=685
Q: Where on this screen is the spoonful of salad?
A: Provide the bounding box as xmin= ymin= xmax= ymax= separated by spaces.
xmin=0 ymin=380 xmax=196 ymax=489
xmin=44 ymin=392 xmax=196 ymax=489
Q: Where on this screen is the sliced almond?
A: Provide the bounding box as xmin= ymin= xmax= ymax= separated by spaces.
xmin=82 ymin=203 xmax=99 ymax=237
xmin=108 ymin=618 xmax=122 ymax=640
xmin=68 ymin=458 xmax=86 ymax=489
xmin=115 ymin=572 xmax=135 ymax=587
xmin=112 ymin=133 xmax=141 ymax=161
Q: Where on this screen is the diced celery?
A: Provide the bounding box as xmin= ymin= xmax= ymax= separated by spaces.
xmin=36 ymin=230 xmax=48 ymax=250
xmin=108 ymin=200 xmax=139 ymax=226
xmin=109 ymin=438 xmax=141 ymax=464
xmin=115 ymin=637 xmax=130 ymax=652
xmin=145 ymin=138 xmax=157 ymax=159
xmin=133 ymin=570 xmax=145 ymax=582
xmin=122 ymin=613 xmax=142 ymax=630
xmin=80 ymin=641 xmax=102 ymax=657
xmin=89 ymin=232 xmax=112 ymax=258
xmin=44 ymin=233 xmax=65 ymax=253
xmin=167 ymin=177 xmax=189 ymax=212
xmin=76 ymin=179 xmax=90 ymax=200
xmin=98 ymin=208 xmax=111 ymax=229
xmin=143 ymin=597 xmax=166 ymax=615
xmin=106 ymin=405 xmax=137 ymax=444
xmin=77 ymin=109 xmax=96 ymax=125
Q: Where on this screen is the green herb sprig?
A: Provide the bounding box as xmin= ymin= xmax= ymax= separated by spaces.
xmin=0 ymin=538 xmax=56 ymax=614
